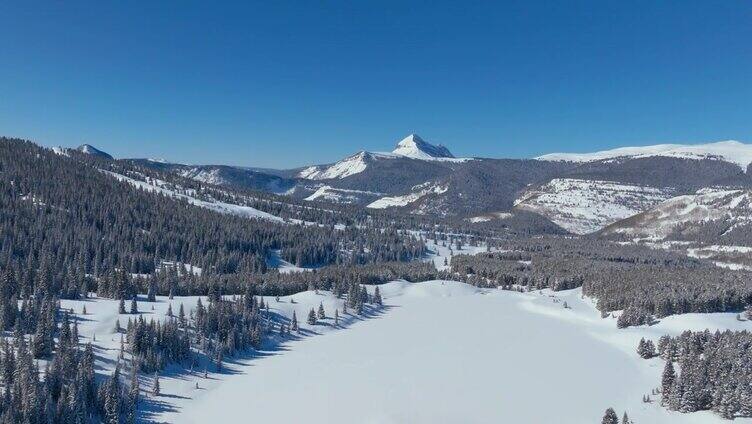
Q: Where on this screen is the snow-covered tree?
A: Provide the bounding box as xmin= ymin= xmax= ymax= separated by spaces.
xmin=307 ymin=308 xmax=317 ymax=325
xmin=601 ymin=408 xmax=618 ymax=424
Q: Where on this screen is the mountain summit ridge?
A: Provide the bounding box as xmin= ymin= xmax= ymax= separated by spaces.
xmin=76 ymin=144 xmax=113 ymax=160
xmin=391 ymin=134 xmax=455 ymax=160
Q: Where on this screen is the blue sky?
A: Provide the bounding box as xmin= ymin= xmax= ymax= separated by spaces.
xmin=1 ymin=1 xmax=750 ymax=168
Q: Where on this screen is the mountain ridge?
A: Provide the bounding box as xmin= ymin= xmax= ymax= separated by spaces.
xmin=536 ymin=140 xmax=752 ymax=171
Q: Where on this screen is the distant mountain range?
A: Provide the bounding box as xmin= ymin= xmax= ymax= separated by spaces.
xmin=68 ymin=134 xmax=752 ymax=243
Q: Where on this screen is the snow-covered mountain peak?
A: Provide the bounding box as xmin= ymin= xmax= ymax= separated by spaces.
xmin=536 ymin=140 xmax=752 ymax=171
xmin=76 ymin=144 xmax=113 ymax=160
xmin=392 ymin=134 xmax=455 ymax=160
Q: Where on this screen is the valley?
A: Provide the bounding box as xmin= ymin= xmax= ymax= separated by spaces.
xmin=1 ymin=134 xmax=751 ymax=423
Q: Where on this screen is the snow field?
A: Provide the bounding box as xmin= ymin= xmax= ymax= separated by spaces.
xmin=58 ymin=278 xmax=752 ymax=423
xmin=165 ymin=282 xmax=749 ymax=423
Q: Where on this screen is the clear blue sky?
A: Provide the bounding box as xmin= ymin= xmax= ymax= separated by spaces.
xmin=1 ymin=1 xmax=751 ymax=168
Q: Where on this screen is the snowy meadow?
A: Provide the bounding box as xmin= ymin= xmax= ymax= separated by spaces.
xmin=61 ymin=280 xmax=750 ymax=424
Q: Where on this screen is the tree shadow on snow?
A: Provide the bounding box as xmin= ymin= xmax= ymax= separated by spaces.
xmin=134 ymin=302 xmax=393 ymax=422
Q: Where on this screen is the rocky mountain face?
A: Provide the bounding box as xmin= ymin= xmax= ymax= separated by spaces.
xmin=600 ymin=188 xmax=752 ymax=244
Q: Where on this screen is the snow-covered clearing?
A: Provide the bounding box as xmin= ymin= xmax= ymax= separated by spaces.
xmin=137 ymin=282 xmax=747 ymax=423
xmin=59 ymin=267 xmax=750 ymax=423
xmin=265 ymin=249 xmax=319 ymax=273
xmin=422 ymin=237 xmax=491 ymax=271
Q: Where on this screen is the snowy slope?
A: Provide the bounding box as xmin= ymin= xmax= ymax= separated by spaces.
xmin=467 ymin=212 xmax=514 ymax=223
xmin=152 ymin=282 xmax=747 ymax=424
xmin=602 ymin=188 xmax=752 ymax=239
xmin=304 ymin=185 xmax=381 ymax=203
xmin=59 ymin=286 xmax=373 ymax=423
xmin=367 ymin=182 xmax=448 ymax=209
xmin=537 ymin=140 xmax=752 ymax=171
xmin=298 ymin=151 xmax=372 ymax=180
xmin=103 ymin=170 xmax=284 ymax=223
xmin=514 ymin=178 xmax=674 ymax=234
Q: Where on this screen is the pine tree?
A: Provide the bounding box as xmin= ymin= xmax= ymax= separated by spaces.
xmin=661 ymin=360 xmax=676 ymax=406
xmin=152 ymin=374 xmax=160 ymax=396
xmin=668 ymin=379 xmax=683 ymax=411
xmin=601 ymin=407 xmax=618 ymax=424
xmin=317 ymin=302 xmax=325 ymax=320
xmin=147 ymin=280 xmax=156 ymax=302
xmin=118 ymin=298 xmax=126 ymax=314
xmin=307 ymin=308 xmax=317 ymax=325
xmin=374 ymin=286 xmax=383 ymax=306
xmin=128 ymin=364 xmax=140 ymax=422
xmin=680 ymin=382 xmax=698 ymax=413
xmin=334 ymin=308 xmax=339 ymax=326
xmin=291 ymin=311 xmax=299 ymax=332
xmin=720 ymin=387 xmax=739 ymax=419
xmin=622 ymin=412 xmax=630 ymax=424
xmin=130 ymin=296 xmax=138 ymax=314
xmin=637 ymin=338 xmax=656 ymax=359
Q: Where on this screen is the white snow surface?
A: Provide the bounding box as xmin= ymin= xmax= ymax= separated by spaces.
xmin=467 ymin=212 xmax=514 ymax=223
xmin=103 ymin=170 xmax=284 ymax=223
xmin=421 ymin=237 xmax=492 ymax=271
xmin=537 ymin=140 xmax=752 ymax=171
xmin=265 ymin=249 xmax=318 ymax=273
xmin=304 ymin=185 xmax=380 ymax=203
xmin=367 ymin=183 xmax=448 ymax=209
xmin=298 ymin=151 xmax=371 ymax=180
xmin=514 ymin=178 xmax=674 ymax=234
xmin=137 ymin=282 xmax=750 ymax=424
xmin=59 ymin=273 xmax=752 ymax=424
